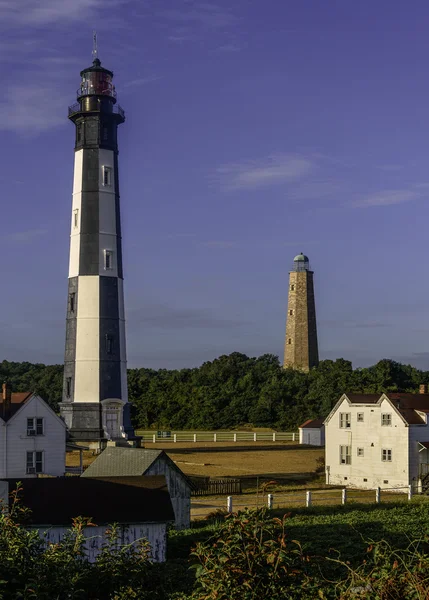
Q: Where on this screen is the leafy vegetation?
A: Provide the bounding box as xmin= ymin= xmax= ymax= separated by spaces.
xmin=1 ymin=354 xmax=428 ymax=430
xmin=2 ymin=490 xmax=429 ymax=599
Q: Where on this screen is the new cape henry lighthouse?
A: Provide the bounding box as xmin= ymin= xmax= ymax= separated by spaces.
xmin=59 ymin=54 xmax=135 ymax=448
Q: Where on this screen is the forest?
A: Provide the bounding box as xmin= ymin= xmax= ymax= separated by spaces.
xmin=1 ymin=354 xmax=428 ymax=430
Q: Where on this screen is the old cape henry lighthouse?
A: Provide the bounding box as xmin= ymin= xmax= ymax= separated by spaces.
xmin=59 ymin=49 xmax=135 ymax=449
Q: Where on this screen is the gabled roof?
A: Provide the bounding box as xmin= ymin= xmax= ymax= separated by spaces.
xmin=6 ymin=394 xmax=66 ymax=429
xmin=299 ymin=418 xmax=324 ymax=429
xmin=326 ymin=392 xmax=429 ymax=426
xmin=0 ymin=392 xmax=33 ymax=421
xmin=81 ymin=446 xmax=192 ymax=488
xmin=4 ymin=476 xmax=175 ymax=526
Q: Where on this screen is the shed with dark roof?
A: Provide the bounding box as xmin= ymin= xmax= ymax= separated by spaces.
xmin=1 ymin=476 xmax=174 ymax=562
xmin=299 ymin=418 xmax=325 ymax=446
xmin=81 ymin=446 xmax=192 ymax=528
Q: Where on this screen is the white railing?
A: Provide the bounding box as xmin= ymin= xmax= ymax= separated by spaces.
xmin=137 ymin=430 xmax=297 ymax=443
xmin=191 ymin=485 xmax=420 ymax=517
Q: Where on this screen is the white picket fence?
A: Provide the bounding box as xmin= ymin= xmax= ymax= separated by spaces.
xmin=137 ymin=430 xmax=297 ymax=443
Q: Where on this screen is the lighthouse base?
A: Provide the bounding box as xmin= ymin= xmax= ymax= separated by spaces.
xmin=59 ymin=401 xmax=137 ymax=450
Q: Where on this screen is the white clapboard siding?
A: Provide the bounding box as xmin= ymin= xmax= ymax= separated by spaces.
xmin=35 ymin=522 xmax=167 ymax=563
xmin=146 ymin=455 xmax=191 ymax=529
xmin=325 ymin=394 xmax=429 ymax=490
xmin=3 ymin=395 xmax=66 ymax=479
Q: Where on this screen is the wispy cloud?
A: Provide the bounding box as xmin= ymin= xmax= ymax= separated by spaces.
xmin=201 ymin=241 xmax=237 ymax=249
xmin=214 ymin=43 xmax=241 ymax=53
xmin=159 ymin=2 xmax=236 ymax=29
xmin=4 ymin=229 xmax=48 ymax=243
xmin=321 ymin=319 xmax=390 ymax=329
xmin=0 ymin=0 xmax=105 ymax=26
xmin=129 ymin=303 xmax=245 ymax=330
xmin=124 ymin=75 xmax=163 ymax=88
xmin=376 ymin=164 xmax=403 ymax=172
xmin=351 ymin=189 xmax=421 ymax=208
xmin=0 ymin=84 xmax=65 ymax=133
xmin=216 ymin=154 xmax=313 ymax=191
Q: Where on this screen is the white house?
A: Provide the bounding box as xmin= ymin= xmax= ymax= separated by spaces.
xmin=0 ymin=475 xmax=175 ymax=562
xmin=299 ymin=418 xmax=325 ymax=446
xmin=82 ymin=446 xmax=193 ymax=528
xmin=324 ymin=387 xmax=429 ymax=491
xmin=0 ymin=383 xmax=66 ymax=478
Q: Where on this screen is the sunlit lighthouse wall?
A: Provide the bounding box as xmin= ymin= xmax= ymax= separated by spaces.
xmin=59 ymin=57 xmax=135 ymax=449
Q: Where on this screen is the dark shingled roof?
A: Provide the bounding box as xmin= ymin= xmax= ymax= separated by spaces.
xmin=344 ymin=392 xmax=429 ymax=425
xmin=345 ymin=394 xmax=380 ymax=404
xmin=4 ymin=476 xmax=175 ymax=526
xmin=0 ymin=392 xmax=33 ymax=421
xmin=300 ymin=418 xmax=324 ymax=429
xmin=81 ymin=447 xmax=193 ymax=488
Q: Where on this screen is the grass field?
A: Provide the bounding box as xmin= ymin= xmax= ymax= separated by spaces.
xmin=165 ymin=500 xmax=429 ymax=598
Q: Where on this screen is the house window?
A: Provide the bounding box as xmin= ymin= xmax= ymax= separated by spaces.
xmin=290 ymin=284 xmax=295 ymax=291
xmin=357 ymin=413 xmax=364 ymax=422
xmin=73 ymin=209 xmax=79 ymax=228
xmin=289 ymin=310 xmax=293 ymax=316
xmin=381 ymin=413 xmax=392 ymax=426
xmin=69 ymin=293 xmax=76 ymax=313
xmin=26 ymin=451 xmax=43 ymax=474
xmin=382 ymin=448 xmax=392 ymax=462
xmin=102 ymin=166 xmax=112 ymax=186
xmin=106 ymin=334 xmax=113 ymax=355
xmin=104 ymin=250 xmax=113 ymax=270
xmin=339 ymin=413 xmax=351 ymax=428
xmin=66 ymin=377 xmax=72 ymax=398
xmin=27 ymin=418 xmax=44 ymax=436
xmin=340 ymin=445 xmax=351 ymax=464
xmin=357 ymin=447 xmax=364 ymax=457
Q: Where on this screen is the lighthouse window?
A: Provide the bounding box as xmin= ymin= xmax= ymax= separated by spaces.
xmin=73 ymin=209 xmax=79 ymax=228
xmin=66 ymin=377 xmax=72 ymax=398
xmin=289 ymin=310 xmax=293 ymax=316
xmin=106 ymin=334 xmax=114 ymax=354
xmin=104 ymin=250 xmax=113 ymax=270
xmin=287 ymin=338 xmax=292 ymax=345
xmin=102 ymin=166 xmax=112 ymax=187
xmin=290 ymin=284 xmax=295 ymax=291
xmin=69 ymin=293 xmax=76 ymax=313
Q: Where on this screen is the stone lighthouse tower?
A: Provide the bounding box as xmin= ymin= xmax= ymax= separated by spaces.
xmin=283 ymin=253 xmax=319 ymax=371
xmin=59 ymin=53 xmax=134 ymax=447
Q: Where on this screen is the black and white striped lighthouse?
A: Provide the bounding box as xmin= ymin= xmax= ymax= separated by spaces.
xmin=59 ymin=52 xmax=134 ymax=447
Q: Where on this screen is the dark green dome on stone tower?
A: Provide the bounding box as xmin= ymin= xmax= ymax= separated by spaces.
xmin=294 ymin=252 xmax=309 ymax=262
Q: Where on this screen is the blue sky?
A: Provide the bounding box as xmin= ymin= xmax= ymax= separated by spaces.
xmin=2 ymin=0 xmax=429 ymax=370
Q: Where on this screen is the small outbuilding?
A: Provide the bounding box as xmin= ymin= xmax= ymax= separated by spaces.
xmin=299 ymin=418 xmax=325 ymax=446
xmin=81 ymin=446 xmax=193 ymax=528
xmin=0 ymin=476 xmax=174 ymax=562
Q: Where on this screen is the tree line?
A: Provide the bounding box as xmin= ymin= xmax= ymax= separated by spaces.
xmin=0 ymin=354 xmax=428 ymax=430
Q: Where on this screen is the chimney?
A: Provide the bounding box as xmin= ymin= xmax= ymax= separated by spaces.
xmin=2 ymin=382 xmax=11 ymax=420
xmin=420 ymin=384 xmax=428 ymax=395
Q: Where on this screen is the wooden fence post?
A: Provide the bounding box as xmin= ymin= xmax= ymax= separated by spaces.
xmin=408 ymin=484 xmax=413 ymax=501
xmin=173 ymin=434 xmax=177 ymax=443
xmin=341 ymin=489 xmax=347 ymax=505
xmin=227 ymin=496 xmax=233 ymax=513
xmin=194 ymin=434 xmax=197 ymax=443
xmin=254 ymin=433 xmax=257 ymax=442
xmin=273 ymin=432 xmax=276 ymax=442
xmin=153 ymin=434 xmax=156 ymax=443
xmin=375 ymin=487 xmax=380 ymax=503
xmin=306 ymin=490 xmax=312 ymax=507
xmin=267 ymin=494 xmax=273 ymax=509
xmin=214 ymin=433 xmax=216 ymax=442
xmin=292 ymin=433 xmax=296 ymax=442
xmin=234 ymin=433 xmax=237 ymax=442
